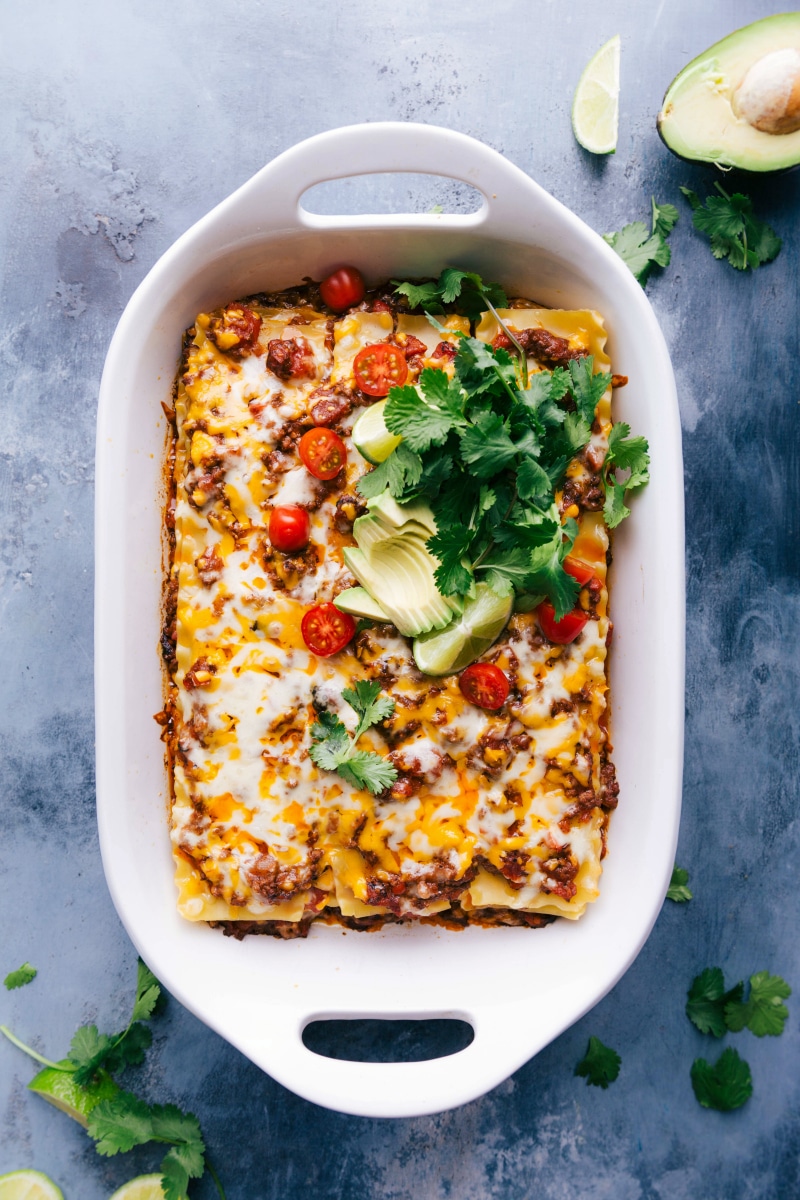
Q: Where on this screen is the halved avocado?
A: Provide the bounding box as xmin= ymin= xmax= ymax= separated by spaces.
xmin=657 ymin=14 xmax=800 ymax=172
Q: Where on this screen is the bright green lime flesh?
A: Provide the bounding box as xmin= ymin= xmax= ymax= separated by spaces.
xmin=657 ymin=13 xmax=800 ymax=171
xmin=28 ymin=1062 xmax=119 ymax=1129
xmin=413 ymin=583 xmax=513 ymax=675
xmin=352 ymin=400 xmax=402 ymax=464
xmin=571 ymin=34 xmax=620 ymax=154
xmin=0 ymin=1170 xmax=64 ymax=1200
xmin=108 ymin=1176 xmax=167 ymax=1200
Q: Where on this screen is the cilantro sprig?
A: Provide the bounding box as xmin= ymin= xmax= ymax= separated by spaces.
xmin=359 ymin=321 xmax=642 ymax=618
xmin=1 ymin=960 xmax=226 ymax=1200
xmin=603 ymin=197 xmax=678 ymax=286
xmin=310 ymin=681 xmax=398 ymax=795
xmin=666 ymin=865 xmax=692 ymax=903
xmin=686 ymin=967 xmax=791 ymax=1039
xmin=602 ymin=422 xmax=650 ymax=529
xmin=574 ymin=1036 xmax=621 ymax=1088
xmin=4 ymin=963 xmax=37 ymax=990
xmin=680 ymin=184 xmax=781 ymax=271
xmin=691 ymin=1047 xmax=753 ymax=1112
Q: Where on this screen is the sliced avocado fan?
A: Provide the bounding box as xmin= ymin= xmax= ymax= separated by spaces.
xmin=657 ymin=14 xmax=800 ymax=172
xmin=342 ymin=490 xmax=461 ymax=638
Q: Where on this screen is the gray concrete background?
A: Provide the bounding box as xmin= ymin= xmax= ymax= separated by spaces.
xmin=1 ymin=1 xmax=799 ymax=1197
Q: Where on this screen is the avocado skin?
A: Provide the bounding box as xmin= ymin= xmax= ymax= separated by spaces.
xmin=657 ymin=13 xmax=800 ymax=173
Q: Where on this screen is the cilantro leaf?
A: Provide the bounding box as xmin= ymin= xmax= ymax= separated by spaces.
xmin=691 ymin=1047 xmax=753 ymax=1111
xmin=604 ymin=197 xmax=678 ymax=286
xmin=686 ymin=968 xmax=744 ymax=1038
xmin=131 ymin=961 xmax=161 ymax=1024
xmin=383 ymin=384 xmax=456 ymax=452
xmin=391 ymin=280 xmax=442 ymax=310
xmin=603 ymin=480 xmax=630 ymax=529
xmin=342 ymin=680 xmax=395 ymax=736
xmin=357 ymin=443 xmax=423 ymax=500
xmin=104 ymin=1022 xmax=153 ymax=1074
xmin=575 ymin=1036 xmax=621 ymax=1088
xmin=459 ymin=411 xmax=518 ymax=479
xmin=602 ymin=421 xmax=650 ymax=529
xmin=652 ymin=197 xmax=679 ymax=239
xmin=516 ymin=458 xmax=552 ymax=502
xmin=428 ymin=524 xmax=475 ymax=596
xmin=149 ymin=1103 xmax=204 ymax=1152
xmin=666 ymin=865 xmax=692 ymax=903
xmin=69 ymin=1025 xmax=116 ymax=1086
xmin=337 ymin=752 xmax=399 ymax=795
xmin=88 ymin=1091 xmax=155 ymax=1155
xmin=160 ymin=1153 xmax=190 ymax=1200
xmin=680 ymin=183 xmax=781 ymax=271
xmin=567 ymin=356 xmax=610 ymax=425
xmin=4 ymin=963 xmax=37 ymax=990
xmin=724 ymin=972 xmax=791 ymax=1037
xmin=310 ymin=686 xmax=397 ymax=795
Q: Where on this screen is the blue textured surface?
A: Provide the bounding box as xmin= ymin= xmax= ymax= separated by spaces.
xmin=2 ymin=2 xmax=799 ymax=1197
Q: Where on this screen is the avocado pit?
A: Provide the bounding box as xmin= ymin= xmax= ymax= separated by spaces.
xmin=733 ymin=48 xmax=800 ymax=134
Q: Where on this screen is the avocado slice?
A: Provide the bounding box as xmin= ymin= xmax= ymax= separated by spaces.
xmin=334 ymin=587 xmax=390 ymax=622
xmin=343 ymin=536 xmax=456 ymax=637
xmin=365 ymin=491 xmax=438 ymax=534
xmin=657 ymin=14 xmax=800 ymax=172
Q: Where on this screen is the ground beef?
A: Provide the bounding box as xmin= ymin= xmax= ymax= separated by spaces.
xmin=195 ymin=545 xmax=224 ymax=585
xmin=207 ymin=303 xmax=262 ymax=356
xmin=309 ymin=388 xmax=352 ymax=426
xmin=333 ymin=493 xmax=368 ymax=532
xmin=540 ymin=843 xmax=579 ymax=900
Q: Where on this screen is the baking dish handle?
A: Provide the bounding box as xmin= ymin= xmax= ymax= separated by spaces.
xmin=258 ymin=1006 xmax=518 ymax=1118
xmin=224 ymin=121 xmax=544 ymax=229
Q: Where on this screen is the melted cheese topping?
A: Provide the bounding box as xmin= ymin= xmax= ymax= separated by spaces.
xmin=168 ymin=298 xmax=616 ymax=926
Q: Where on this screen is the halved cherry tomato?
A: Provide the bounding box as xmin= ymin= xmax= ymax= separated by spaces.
xmin=459 ymin=663 xmax=510 ymax=710
xmin=353 ymin=344 xmax=408 ymax=397
xmin=298 ymin=427 xmax=347 ymax=480
xmin=563 ymin=556 xmax=595 ymax=586
xmin=269 ymin=505 xmax=310 ymax=552
xmin=537 ymin=601 xmax=588 ymax=645
xmin=301 ymin=602 xmax=356 ymax=657
xmin=320 ymin=266 xmax=365 ymax=311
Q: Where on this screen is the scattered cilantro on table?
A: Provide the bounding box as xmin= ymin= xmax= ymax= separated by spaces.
xmin=686 ymin=968 xmax=744 ymax=1038
xmin=666 ymin=865 xmax=692 ymax=902
xmin=691 ymin=1047 xmax=753 ymax=1111
xmin=680 ymin=183 xmax=781 ymax=271
xmin=310 ymin=680 xmax=398 ymax=795
xmin=360 ymin=277 xmax=649 ymax=621
xmin=4 ymin=963 xmax=37 ymax=990
xmin=574 ymin=1036 xmax=621 ymax=1088
xmin=0 ymin=960 xmax=226 ymax=1200
xmin=724 ymin=972 xmax=791 ymax=1037
xmin=603 ymin=196 xmax=678 ymax=286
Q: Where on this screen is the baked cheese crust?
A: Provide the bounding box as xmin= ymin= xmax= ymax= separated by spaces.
xmin=161 ymin=285 xmax=619 ymax=937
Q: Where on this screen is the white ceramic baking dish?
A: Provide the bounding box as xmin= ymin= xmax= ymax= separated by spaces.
xmin=95 ymin=122 xmax=684 ymax=1118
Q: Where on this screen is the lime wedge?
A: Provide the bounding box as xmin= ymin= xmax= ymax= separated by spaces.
xmin=412 ymin=583 xmax=512 ymax=675
xmin=108 ymin=1176 xmax=167 ymax=1200
xmin=572 ymin=34 xmax=620 ymax=154
xmin=28 ymin=1062 xmax=119 ymax=1128
xmin=352 ymin=400 xmax=402 ymax=464
xmin=0 ymin=1170 xmax=64 ymax=1200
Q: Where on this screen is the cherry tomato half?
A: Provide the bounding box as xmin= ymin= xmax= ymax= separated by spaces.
xmin=301 ymin=602 xmax=356 ymax=657
xmin=298 ymin=427 xmax=347 ymax=480
xmin=459 ymin=662 xmax=510 ymax=710
xmin=269 ymin=505 xmax=310 ymax=553
xmin=353 ymin=344 xmax=408 ymax=397
xmin=320 ymin=266 xmax=366 ymax=312
xmin=537 ymin=601 xmax=588 ymax=645
xmin=563 ymin=556 xmax=595 ymax=586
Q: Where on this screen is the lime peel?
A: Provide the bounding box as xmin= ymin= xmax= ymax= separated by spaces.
xmin=0 ymin=1169 xmax=65 ymax=1200
xmin=572 ymin=34 xmax=621 ymax=155
xmin=108 ymin=1176 xmax=168 ymax=1200
xmin=413 ymin=583 xmax=512 ymax=675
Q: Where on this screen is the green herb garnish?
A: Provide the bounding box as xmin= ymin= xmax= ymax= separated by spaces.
xmin=4 ymin=963 xmax=37 ymax=990
xmin=691 ymin=1047 xmax=753 ymax=1111
xmin=686 ymin=968 xmax=744 ymax=1038
xmin=666 ymin=865 xmax=692 ymax=902
xmin=603 ymin=197 xmax=678 ymax=286
xmin=1 ymin=960 xmax=225 ymax=1200
xmin=724 ymin=972 xmax=791 ymax=1038
xmin=601 ymin=422 xmax=650 ymax=529
xmin=680 ymin=184 xmax=781 ymax=271
xmin=575 ymin=1036 xmax=621 ymax=1088
xmin=310 ymin=681 xmax=398 ymax=795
